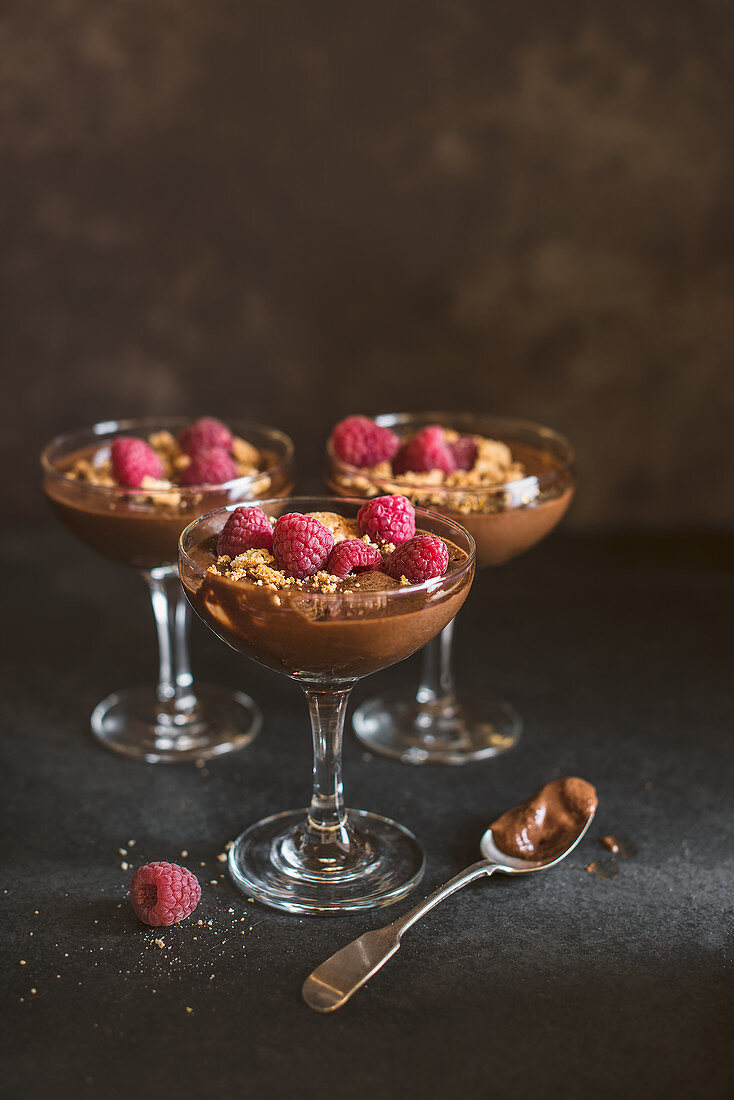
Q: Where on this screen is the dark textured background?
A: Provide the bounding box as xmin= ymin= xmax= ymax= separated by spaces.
xmin=2 ymin=1 xmax=733 ymax=527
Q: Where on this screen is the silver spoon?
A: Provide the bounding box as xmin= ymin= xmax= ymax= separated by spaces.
xmin=302 ymin=798 xmax=596 ymax=1013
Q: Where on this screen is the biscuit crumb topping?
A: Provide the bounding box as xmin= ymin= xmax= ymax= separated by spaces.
xmin=333 ymin=436 xmax=529 ymax=515
xmin=211 ymin=547 xmax=349 ymax=595
xmin=306 ymin=512 xmax=360 ymax=543
xmin=60 ymin=423 xmax=273 ymax=505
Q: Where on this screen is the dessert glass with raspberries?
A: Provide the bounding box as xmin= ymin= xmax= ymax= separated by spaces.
xmin=41 ymin=417 xmax=294 ymax=762
xmin=326 ymin=413 xmax=575 ymax=764
xmin=179 ymin=496 xmax=475 ymax=914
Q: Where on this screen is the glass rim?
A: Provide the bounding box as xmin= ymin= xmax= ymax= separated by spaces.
xmin=178 ymin=495 xmax=476 ymax=601
xmin=40 ymin=416 xmax=295 ymax=499
xmin=326 ymin=411 xmax=575 ymax=495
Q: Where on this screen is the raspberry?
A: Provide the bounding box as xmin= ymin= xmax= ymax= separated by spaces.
xmin=177 ymin=417 xmax=233 ymax=456
xmin=357 ymin=495 xmax=415 ymax=545
xmin=179 ymin=447 xmax=237 ymax=486
xmin=450 ymin=435 xmax=478 ymax=471
xmin=385 ymin=534 xmax=449 ymax=584
xmin=273 ymin=513 xmax=335 ymax=579
xmin=111 ymin=437 xmax=164 ymax=489
xmin=331 ymin=415 xmax=400 ymax=468
xmin=130 ymin=862 xmax=201 ymax=927
xmin=326 ymin=538 xmax=382 ymax=577
xmin=393 ymin=425 xmax=457 ymax=476
xmin=217 ymin=506 xmax=273 ymax=557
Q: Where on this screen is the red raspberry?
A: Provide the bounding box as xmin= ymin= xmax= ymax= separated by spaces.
xmin=179 ymin=447 xmax=237 ymax=486
xmin=177 ymin=417 xmax=233 ymax=456
xmin=130 ymin=862 xmax=201 ymax=927
xmin=450 ymin=435 xmax=478 ymax=471
xmin=385 ymin=534 xmax=449 ymax=584
xmin=217 ymin=506 xmax=273 ymax=557
xmin=326 ymin=538 xmax=382 ymax=577
xmin=331 ymin=415 xmax=400 ymax=468
xmin=273 ymin=513 xmax=335 ymax=579
xmin=393 ymin=425 xmax=457 ymax=476
xmin=357 ymin=495 xmax=415 ymax=545
xmin=111 ymin=437 xmax=164 ymax=489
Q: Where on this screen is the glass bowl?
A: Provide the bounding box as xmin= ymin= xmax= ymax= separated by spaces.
xmin=41 ymin=417 xmax=294 ymax=762
xmin=179 ymin=496 xmax=475 ymax=914
xmin=326 ymin=412 xmax=575 ymax=763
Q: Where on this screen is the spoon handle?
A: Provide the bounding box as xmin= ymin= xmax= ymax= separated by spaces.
xmin=394 ymin=860 xmax=496 ymax=935
xmin=302 ymin=860 xmax=496 ymax=1013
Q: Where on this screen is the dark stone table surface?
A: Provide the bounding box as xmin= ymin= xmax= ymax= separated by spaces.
xmin=2 ymin=525 xmax=732 ymax=1099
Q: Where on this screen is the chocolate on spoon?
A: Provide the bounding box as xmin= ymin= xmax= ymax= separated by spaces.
xmin=303 ymin=777 xmax=597 ymax=1012
xmin=482 ymin=776 xmax=598 ymax=865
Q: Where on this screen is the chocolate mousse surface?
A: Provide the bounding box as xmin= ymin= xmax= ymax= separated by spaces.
xmin=490 ymin=777 xmax=598 ymax=862
xmin=182 ymin=511 xmax=473 ymax=681
xmin=599 ymin=835 xmax=636 ymax=859
xmin=44 ymin=430 xmax=292 ymax=569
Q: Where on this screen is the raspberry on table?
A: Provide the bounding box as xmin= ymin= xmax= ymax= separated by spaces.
xmin=111 ymin=437 xmax=164 ymax=489
xmin=385 ymin=533 xmax=449 ymax=584
xmin=273 ymin=513 xmax=335 ymax=579
xmin=357 ymin=495 xmax=415 ymax=545
xmin=450 ymin=435 xmax=478 ymax=471
xmin=179 ymin=447 xmax=237 ymax=486
xmin=331 ymin=415 xmax=400 ymax=468
xmin=130 ymin=862 xmax=201 ymax=927
xmin=326 ymin=538 xmax=382 ymax=577
xmin=217 ymin=506 xmax=273 ymax=557
xmin=393 ymin=425 xmax=457 ymax=476
xmin=177 ymin=417 xmax=233 ymax=456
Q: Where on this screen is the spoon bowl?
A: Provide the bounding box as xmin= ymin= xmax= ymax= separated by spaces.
xmin=479 ymin=805 xmax=596 ymax=871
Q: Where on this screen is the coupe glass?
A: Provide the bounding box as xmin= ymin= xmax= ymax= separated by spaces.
xmin=327 ymin=413 xmax=575 ymax=764
xmin=42 ymin=417 xmax=293 ymax=762
xmin=179 ymin=497 xmax=475 ymax=914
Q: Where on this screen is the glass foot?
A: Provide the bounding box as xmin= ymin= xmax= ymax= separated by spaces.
xmin=90 ymin=683 xmax=262 ymax=763
xmin=228 ymin=808 xmax=425 ymax=915
xmin=352 ymin=689 xmax=522 ymax=765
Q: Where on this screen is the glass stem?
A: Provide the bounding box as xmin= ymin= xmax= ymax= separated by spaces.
xmin=300 ymin=684 xmax=355 ymax=858
xmin=416 ymin=616 xmax=457 ymax=708
xmin=143 ymin=566 xmax=196 ymax=712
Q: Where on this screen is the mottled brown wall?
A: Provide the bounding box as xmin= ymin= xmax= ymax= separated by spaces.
xmin=3 ymin=1 xmax=733 ymax=526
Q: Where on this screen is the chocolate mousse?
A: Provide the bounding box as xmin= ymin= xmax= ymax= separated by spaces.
xmin=327 ymin=417 xmax=574 ymax=567
xmin=599 ymin=835 xmax=635 ymax=858
xmin=490 ymin=777 xmax=598 ymax=862
xmin=181 ymin=510 xmax=473 ymax=680
xmin=587 ymin=834 xmax=635 ymax=878
xmin=43 ymin=419 xmax=293 ymax=569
